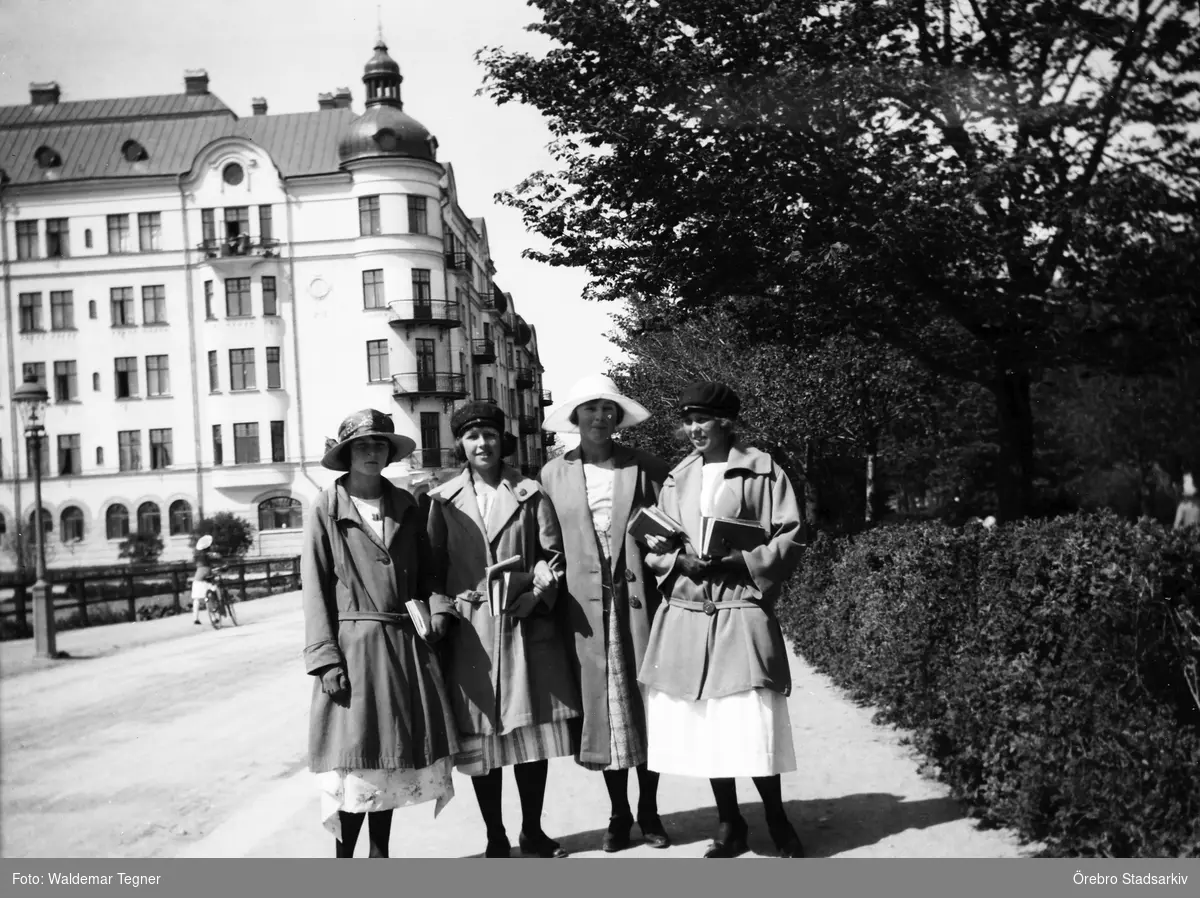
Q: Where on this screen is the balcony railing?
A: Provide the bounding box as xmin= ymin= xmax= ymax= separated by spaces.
xmin=390 ymin=372 xmax=467 ymax=398
xmin=540 ymin=389 xmax=553 ymax=407
xmin=415 ymin=447 xmax=457 ymax=469
xmin=388 ymin=299 xmax=462 ymax=328
xmin=198 ymin=236 xmax=281 ymax=260
xmin=519 ymin=415 xmax=539 ymax=435
xmin=478 ymin=290 xmax=498 ymax=311
xmin=542 ymin=431 xmax=557 ymax=446
xmin=472 ymin=339 xmax=497 ymax=363
xmin=444 ymin=250 xmax=469 ymax=273
xmin=515 ymin=367 xmax=534 ymax=387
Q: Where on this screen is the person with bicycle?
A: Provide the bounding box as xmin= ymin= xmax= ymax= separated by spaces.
xmin=190 ymin=534 xmax=218 ymax=626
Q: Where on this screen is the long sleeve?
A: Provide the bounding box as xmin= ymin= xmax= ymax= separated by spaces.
xmin=740 ymin=463 xmax=804 ymax=601
xmin=302 ymin=502 xmax=344 ymax=675
xmin=533 ymin=492 xmax=566 ymax=612
xmin=643 ymin=474 xmax=683 ymax=587
xmin=425 ymin=498 xmax=455 ymax=617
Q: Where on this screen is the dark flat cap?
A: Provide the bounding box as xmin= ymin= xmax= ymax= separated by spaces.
xmin=678 ymin=381 xmax=741 ymax=419
xmin=450 ymin=401 xmax=506 ymax=438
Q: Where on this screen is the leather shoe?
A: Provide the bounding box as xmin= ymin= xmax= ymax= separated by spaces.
xmin=602 ymin=814 xmax=634 ymax=852
xmin=769 ymin=821 xmax=805 ymax=858
xmin=518 ymin=830 xmax=568 ymax=858
xmin=637 ymin=814 xmax=671 ymax=849
xmin=484 ymin=836 xmax=511 ymax=858
xmin=703 ymin=818 xmax=749 ymax=858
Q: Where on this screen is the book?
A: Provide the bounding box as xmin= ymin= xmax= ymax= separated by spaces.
xmin=405 ymin=599 xmax=432 ymax=639
xmin=699 ymin=516 xmax=767 ymax=557
xmin=628 ymin=506 xmax=685 ymax=543
xmin=491 ymin=571 xmax=537 ymax=616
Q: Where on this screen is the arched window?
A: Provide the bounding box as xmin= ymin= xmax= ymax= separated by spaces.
xmin=258 ymin=496 xmax=303 ymax=531
xmin=168 ymin=500 xmax=193 ymax=536
xmin=34 ymin=145 xmax=62 ymax=170
xmin=60 ymin=506 xmax=84 ymax=543
xmin=28 ymin=508 xmax=53 ymax=534
xmin=106 ymin=504 xmax=130 ymax=540
xmin=0 ymin=511 xmax=7 ymax=538
xmin=137 ymin=502 xmax=161 ymax=535
xmin=121 ymin=139 xmax=148 ymax=163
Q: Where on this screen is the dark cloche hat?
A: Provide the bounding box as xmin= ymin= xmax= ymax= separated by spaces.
xmin=450 ymin=401 xmax=506 ymax=439
xmin=678 ymin=381 xmax=741 ymax=419
xmin=321 ymin=409 xmax=416 ymax=472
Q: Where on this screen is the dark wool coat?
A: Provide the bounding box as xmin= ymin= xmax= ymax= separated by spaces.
xmin=539 ymin=444 xmax=670 ymax=767
xmin=302 ymin=477 xmax=458 ymax=773
xmin=426 ymin=465 xmax=581 ymax=738
xmin=638 ymin=443 xmax=804 ymax=701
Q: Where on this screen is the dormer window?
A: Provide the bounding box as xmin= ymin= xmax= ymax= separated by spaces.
xmin=223 ymin=162 xmax=244 ymax=186
xmin=121 ymin=139 xmax=148 ymax=163
xmin=34 ymin=146 xmax=62 ymax=170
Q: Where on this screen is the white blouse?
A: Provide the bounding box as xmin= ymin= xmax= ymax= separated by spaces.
xmin=350 ymin=494 xmax=385 ymax=541
xmin=473 ymin=476 xmax=498 ymax=529
xmin=700 ymin=462 xmax=729 ymax=517
xmin=583 ymin=458 xmax=616 ymax=537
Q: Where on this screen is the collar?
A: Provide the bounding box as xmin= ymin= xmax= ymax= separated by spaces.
xmin=431 ymin=464 xmax=542 ymax=503
xmin=563 ymin=443 xmax=635 ymax=467
xmin=330 ymin=476 xmax=415 ymax=522
xmin=669 ymin=441 xmax=773 ymax=478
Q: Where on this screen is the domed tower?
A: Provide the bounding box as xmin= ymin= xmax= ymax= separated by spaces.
xmin=338 ymin=38 xmax=438 ymax=164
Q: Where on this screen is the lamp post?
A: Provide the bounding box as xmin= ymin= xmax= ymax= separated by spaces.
xmin=13 ymin=375 xmax=55 ymax=659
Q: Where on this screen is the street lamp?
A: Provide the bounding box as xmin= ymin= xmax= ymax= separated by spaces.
xmin=13 ymin=375 xmax=55 ymax=660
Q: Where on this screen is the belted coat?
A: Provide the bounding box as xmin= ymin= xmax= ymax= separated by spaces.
xmin=637 ymin=442 xmax=804 ymax=701
xmin=426 ymin=465 xmax=581 ymax=738
xmin=539 ymin=444 xmax=670 ymax=767
xmin=302 ymin=477 xmax=458 ymax=773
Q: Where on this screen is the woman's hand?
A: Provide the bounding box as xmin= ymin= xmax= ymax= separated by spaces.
xmin=645 ymin=532 xmax=683 ymax=554
xmin=707 ymin=551 xmax=748 ymax=575
xmin=532 ymin=560 xmax=555 ymax=592
xmin=675 ymin=553 xmax=714 ymax=578
xmin=504 ymin=591 xmax=542 ymax=619
xmin=427 ymin=612 xmax=455 ymax=644
xmin=319 ymin=666 xmax=350 ymax=704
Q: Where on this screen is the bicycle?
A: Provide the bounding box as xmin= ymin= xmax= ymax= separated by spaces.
xmin=204 ymin=567 xmax=239 ymax=630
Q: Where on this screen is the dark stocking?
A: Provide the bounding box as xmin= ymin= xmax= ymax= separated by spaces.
xmin=513 ymin=759 xmax=549 ymax=834
xmin=635 ymin=764 xmax=660 ymax=819
xmin=603 ymin=768 xmax=632 ymax=820
xmin=709 ymin=777 xmax=742 ymax=825
xmin=471 ymin=767 xmax=506 ymax=842
xmin=752 ymin=774 xmax=787 ymax=827
xmin=367 ymin=810 xmax=392 ymax=858
xmin=336 ymin=811 xmax=365 ymax=858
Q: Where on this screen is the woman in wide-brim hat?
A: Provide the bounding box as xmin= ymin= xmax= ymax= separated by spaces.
xmin=539 ymin=375 xmax=673 ymax=852
xmin=639 ymin=382 xmax=807 ymax=858
xmin=302 ymin=408 xmax=460 ymax=858
xmin=425 ymin=401 xmax=580 ymax=858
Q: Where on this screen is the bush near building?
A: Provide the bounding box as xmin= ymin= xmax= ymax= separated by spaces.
xmin=779 ymin=513 xmax=1200 ymax=857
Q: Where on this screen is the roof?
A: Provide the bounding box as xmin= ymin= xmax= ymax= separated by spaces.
xmin=0 ymin=93 xmax=233 ymax=130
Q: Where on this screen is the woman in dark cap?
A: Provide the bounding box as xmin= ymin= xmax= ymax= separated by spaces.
xmin=639 ymin=382 xmax=806 ymax=858
xmin=539 ymin=375 xmax=672 ymax=852
xmin=303 ymin=409 xmax=460 ymax=858
xmin=425 ymin=401 xmax=580 ymax=858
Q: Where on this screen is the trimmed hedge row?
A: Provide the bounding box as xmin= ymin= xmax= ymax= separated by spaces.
xmin=778 ymin=512 xmax=1200 ymax=857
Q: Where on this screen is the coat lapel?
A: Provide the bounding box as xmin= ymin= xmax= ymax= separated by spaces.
xmin=486 ymin=467 xmax=526 ymax=543
xmin=608 ymin=445 xmax=637 ymax=575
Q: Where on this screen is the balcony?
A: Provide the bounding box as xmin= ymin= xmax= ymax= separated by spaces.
xmin=478 ymin=290 xmax=498 ymax=311
xmin=444 ymin=250 xmax=470 ymax=276
xmin=414 ymin=447 xmax=457 ymax=469
xmin=388 ymin=299 xmax=462 ymax=330
xmin=542 ymin=431 xmax=557 ymax=447
xmin=515 ymin=367 xmax=534 ymax=388
xmin=540 ymin=389 xmax=553 ymax=407
xmin=519 ymin=415 xmax=539 ymax=435
xmin=391 ymin=372 xmax=467 ymax=399
xmin=472 ymin=339 xmax=497 ymax=363
xmin=198 ymin=235 xmax=281 ymax=264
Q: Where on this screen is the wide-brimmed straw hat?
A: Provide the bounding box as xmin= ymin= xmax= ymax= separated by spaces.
xmin=542 ymin=374 xmax=651 ymax=434
xmin=321 ymin=409 xmax=416 ymax=472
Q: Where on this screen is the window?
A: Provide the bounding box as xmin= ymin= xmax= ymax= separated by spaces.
xmin=92 ymin=372 xmax=100 ymax=392
xmin=107 ymin=214 xmax=131 ymax=253
xmin=234 ymin=422 xmax=260 ymax=464
xmin=46 ymin=218 xmax=69 ymax=258
xmin=114 ymin=357 xmax=138 ymax=398
xmin=118 ymin=430 xmax=141 ymax=471
xmin=149 ymin=428 xmax=172 ymax=469
xmin=29 ymin=508 xmax=53 ymax=535
xmin=507 ymin=342 xmax=514 ymax=367
xmin=359 ymin=195 xmax=381 ymax=235
xmin=472 ymin=365 xmax=481 ymax=398
xmin=16 ymin=221 xmax=38 ymax=260
xmin=417 ymin=338 xmax=436 ymax=378
xmin=57 ymin=434 xmax=81 ymax=476
xmin=420 ymin=412 xmax=441 ymax=467
xmin=96 ymin=446 xmax=104 ymax=467
xmin=208 ymin=350 xmax=219 ymax=391
xmin=88 ymin=299 xmax=97 ymax=319
xmin=212 ymin=425 xmax=224 ymax=466
xmin=22 ymin=361 xmax=46 ymax=386
xmin=142 ymin=285 xmax=166 ymax=323
xmin=266 ymin=347 xmax=281 ymax=389
xmin=0 ymin=512 xmax=5 ymax=535
xmin=262 ymin=276 xmax=277 ymax=315
xmin=18 ymin=292 xmax=42 ymax=331
xmin=408 ymin=195 xmax=428 ymax=234
xmin=223 ymin=163 xmax=244 ymax=186
xmin=225 ymin=277 xmax=251 ymax=317
xmin=259 ymin=205 xmax=273 ymax=241
xmin=111 ymin=287 xmax=134 ymax=326
xmin=50 ymin=290 xmax=74 ymax=330
xmin=85 ymin=228 xmax=93 ymax=249
xmin=26 ymin=436 xmax=49 ymax=478
xmin=270 ymin=420 xmax=285 ymax=462
xmin=53 ymin=361 xmax=77 ymax=402
xmin=224 ymin=206 xmax=249 ymax=244
xmin=362 ymin=269 xmax=385 ymax=308
xmin=229 ymin=348 xmax=256 ymax=391
xmin=412 ymin=269 xmax=432 ymax=301
xmin=137 ymin=501 xmax=161 ymax=535
xmin=204 ymin=280 xmax=214 ymax=319
xmin=106 ymin=504 xmax=130 ymax=540
xmin=137 ymin=212 xmax=161 ymax=251
xmin=366 ymin=340 xmax=389 ymax=382
xmin=60 ymin=506 xmax=84 ymax=543
xmin=169 ymin=500 xmax=193 ymax=536
xmin=258 ymin=496 xmax=302 ymax=530
xmin=486 ymin=376 xmax=495 ymax=402
xmin=201 ymin=208 xmax=216 ymax=243
xmin=146 ymin=355 xmax=170 ymax=397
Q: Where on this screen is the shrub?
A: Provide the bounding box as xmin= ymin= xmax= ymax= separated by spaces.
xmin=118 ymin=532 xmax=164 ymax=565
xmin=191 ymin=512 xmax=254 ymax=559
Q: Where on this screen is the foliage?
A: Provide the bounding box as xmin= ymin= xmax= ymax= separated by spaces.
xmin=117 ymin=532 xmax=164 ymax=565
xmin=780 ymin=513 xmax=1200 ymax=856
xmin=191 ymin=512 xmax=254 ymax=560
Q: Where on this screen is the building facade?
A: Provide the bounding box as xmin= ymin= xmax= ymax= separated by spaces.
xmin=0 ymin=42 xmax=552 ymax=569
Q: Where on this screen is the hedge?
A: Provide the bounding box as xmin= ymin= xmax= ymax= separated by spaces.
xmin=778 ymin=511 xmax=1200 ymax=857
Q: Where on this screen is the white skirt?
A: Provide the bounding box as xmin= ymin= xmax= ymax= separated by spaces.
xmin=645 ymin=687 xmax=797 ymax=778
xmin=316 ymin=758 xmax=455 ymax=840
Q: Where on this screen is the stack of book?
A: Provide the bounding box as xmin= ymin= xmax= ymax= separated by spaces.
xmin=486 ymin=555 xmax=532 ymax=616
xmin=406 ymin=599 xmax=433 ymax=639
xmin=628 ymin=506 xmax=685 ymax=542
xmin=699 ymin=516 xmax=767 ymax=558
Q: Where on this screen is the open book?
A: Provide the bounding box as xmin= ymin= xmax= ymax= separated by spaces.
xmin=700 ymin=516 xmax=767 ymax=558
xmin=628 ymin=506 xmax=685 ymax=543
xmin=405 ymin=599 xmax=432 ymax=640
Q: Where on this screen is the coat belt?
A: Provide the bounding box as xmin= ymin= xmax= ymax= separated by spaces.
xmin=667 ymin=597 xmax=760 ymax=615
xmin=337 ymin=610 xmax=409 ymax=625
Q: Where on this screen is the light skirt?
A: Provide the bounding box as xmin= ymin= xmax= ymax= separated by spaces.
xmin=645 ymin=687 xmax=797 ymax=779
xmin=316 ymin=758 xmax=455 ymax=840
xmin=455 ymin=719 xmax=575 ymax=777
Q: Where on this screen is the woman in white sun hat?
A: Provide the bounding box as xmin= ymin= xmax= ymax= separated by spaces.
xmin=189 ymin=534 xmax=217 ymax=625
xmin=539 ymin=374 xmax=674 ymax=852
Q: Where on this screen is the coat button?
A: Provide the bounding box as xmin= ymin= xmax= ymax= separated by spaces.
xmin=703 ymin=600 xmax=717 ymax=616
xmin=629 ymin=598 xmax=642 ymax=610
xmin=624 ymin=569 xmax=637 ymax=582
xmin=378 ymin=556 xmax=391 ymax=565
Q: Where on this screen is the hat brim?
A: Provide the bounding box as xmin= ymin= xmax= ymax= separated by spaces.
xmin=542 ymin=390 xmax=652 ymax=434
xmin=321 ymin=432 xmax=417 ymax=471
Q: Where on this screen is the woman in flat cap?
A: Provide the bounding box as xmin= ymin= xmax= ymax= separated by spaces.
xmin=639 ymin=382 xmax=806 ymax=858
xmin=539 ymin=375 xmax=672 ymax=852
xmin=303 ymin=409 xmax=459 ymax=858
xmin=425 ymin=401 xmax=580 ymax=858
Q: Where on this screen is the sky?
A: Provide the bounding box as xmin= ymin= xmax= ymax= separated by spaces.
xmin=0 ymin=0 xmax=628 ymax=410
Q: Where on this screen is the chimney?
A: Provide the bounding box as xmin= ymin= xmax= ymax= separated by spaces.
xmin=333 ymin=87 xmax=353 ymax=109
xmin=317 ymin=92 xmax=337 ymax=110
xmin=30 ymin=82 xmax=61 ymax=106
xmin=251 ymin=97 xmax=268 ymax=116
xmin=184 ymin=69 xmax=209 ymax=96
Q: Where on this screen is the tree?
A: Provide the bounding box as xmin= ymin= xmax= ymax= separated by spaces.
xmin=118 ymin=532 xmax=164 ymax=565
xmin=480 ymin=0 xmax=1200 ymax=520
xmin=192 ymin=512 xmax=254 ymax=560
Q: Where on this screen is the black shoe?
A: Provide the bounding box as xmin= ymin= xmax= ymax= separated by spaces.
xmin=519 ymin=830 xmax=568 ymax=858
xmin=485 ymin=836 xmax=511 ymax=858
xmin=703 ymin=818 xmax=749 ymax=858
xmin=602 ymin=814 xmax=634 ymax=852
xmin=637 ymin=813 xmax=671 ymax=849
xmin=768 ymin=820 xmax=805 ymax=858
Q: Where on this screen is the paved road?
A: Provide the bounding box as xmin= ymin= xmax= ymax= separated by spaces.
xmin=0 ymin=592 xmax=1037 ymax=858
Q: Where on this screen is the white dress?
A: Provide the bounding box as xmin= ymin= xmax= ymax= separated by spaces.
xmin=645 ymin=461 xmax=797 ymax=778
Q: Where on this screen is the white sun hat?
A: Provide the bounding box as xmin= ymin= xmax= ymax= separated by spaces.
xmin=541 ymin=374 xmax=652 ymax=434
